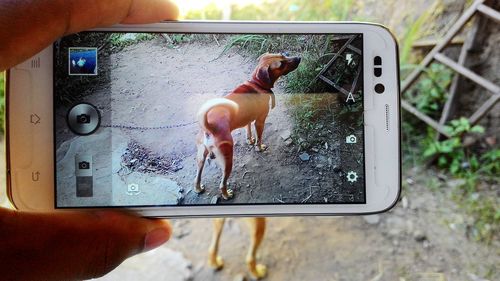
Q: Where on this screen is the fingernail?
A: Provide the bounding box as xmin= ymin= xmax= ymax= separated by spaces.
xmin=143 ymin=228 xmax=170 ymax=252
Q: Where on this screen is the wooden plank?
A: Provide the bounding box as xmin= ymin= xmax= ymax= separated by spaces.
xmin=317 ymin=36 xmax=355 ymax=78
xmin=412 ymin=37 xmax=465 ymax=49
xmin=402 ymin=100 xmax=451 ymax=137
xmin=318 ymin=75 xmax=350 ymax=96
xmin=434 ymin=53 xmax=500 ymax=94
xmin=438 ymin=17 xmax=481 ymax=129
xmin=469 ymin=94 xmax=500 ymax=124
xmin=477 ymin=3 xmax=500 ymax=22
xmin=401 ymin=0 xmax=485 ymax=93
xmin=347 ymin=44 xmax=362 ymax=55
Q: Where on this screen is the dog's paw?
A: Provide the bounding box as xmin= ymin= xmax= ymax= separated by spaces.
xmin=246 ymin=137 xmax=256 ymax=145
xmin=208 ymin=256 xmax=224 ymax=270
xmin=194 ymin=184 xmax=205 ymax=194
xmin=221 ymin=189 xmax=234 ymax=200
xmin=255 ymin=144 xmax=268 ymax=152
xmin=250 ymin=264 xmax=267 ymax=280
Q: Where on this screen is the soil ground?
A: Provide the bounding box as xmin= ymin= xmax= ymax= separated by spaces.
xmin=0 ymin=140 xmax=497 ymax=281
xmin=92 ymin=167 xmax=499 ymax=281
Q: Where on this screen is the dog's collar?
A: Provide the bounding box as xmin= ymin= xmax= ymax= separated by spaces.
xmin=244 ymin=81 xmax=276 ymax=109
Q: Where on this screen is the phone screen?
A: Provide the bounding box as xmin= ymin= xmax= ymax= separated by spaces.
xmin=53 ymin=32 xmax=365 ymax=208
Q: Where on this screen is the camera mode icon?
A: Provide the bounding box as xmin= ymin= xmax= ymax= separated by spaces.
xmin=67 ymin=103 xmax=101 ymax=136
xmin=346 ymin=134 xmax=357 ymax=144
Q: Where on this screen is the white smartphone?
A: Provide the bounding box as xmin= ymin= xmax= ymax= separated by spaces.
xmin=6 ymin=21 xmax=401 ymax=217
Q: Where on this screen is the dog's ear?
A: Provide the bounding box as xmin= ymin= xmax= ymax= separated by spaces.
xmin=256 ymin=65 xmax=272 ymax=87
xmin=257 ymin=52 xmax=270 ymax=62
xmin=270 ymin=60 xmax=282 ymax=69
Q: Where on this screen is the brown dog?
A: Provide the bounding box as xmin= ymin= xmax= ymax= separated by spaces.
xmin=194 ymin=53 xmax=301 ymax=200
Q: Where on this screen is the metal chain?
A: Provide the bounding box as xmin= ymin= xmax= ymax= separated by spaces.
xmin=100 ymin=120 xmax=198 ymax=130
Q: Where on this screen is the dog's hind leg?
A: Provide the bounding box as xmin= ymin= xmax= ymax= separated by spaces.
xmin=194 ymin=143 xmax=208 ymax=194
xmin=246 ymin=123 xmax=256 ymax=145
xmin=254 ymin=118 xmax=267 ymax=152
xmin=208 ymin=218 xmax=226 ymax=270
xmin=245 ymin=218 xmax=267 ymax=279
xmin=216 ymin=140 xmax=234 ymax=200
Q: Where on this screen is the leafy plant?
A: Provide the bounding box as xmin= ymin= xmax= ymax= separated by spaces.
xmin=423 ymin=118 xmax=484 ymax=175
xmin=405 ymin=63 xmax=453 ymax=118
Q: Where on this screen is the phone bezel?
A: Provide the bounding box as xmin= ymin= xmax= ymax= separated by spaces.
xmin=7 ymin=21 xmax=401 ymax=216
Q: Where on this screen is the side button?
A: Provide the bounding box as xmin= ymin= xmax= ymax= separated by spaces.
xmin=374 ymin=67 xmax=382 ymax=77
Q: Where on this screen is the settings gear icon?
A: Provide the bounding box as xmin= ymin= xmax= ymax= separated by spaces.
xmin=346 ymin=171 xmax=358 ymax=183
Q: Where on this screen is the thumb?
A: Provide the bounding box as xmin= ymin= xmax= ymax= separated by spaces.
xmin=0 ymin=208 xmax=171 ymax=281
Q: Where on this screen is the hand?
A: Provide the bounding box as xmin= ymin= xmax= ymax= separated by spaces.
xmin=0 ymin=1 xmax=178 ymax=280
xmin=0 ymin=208 xmax=172 ymax=280
xmin=0 ymin=0 xmax=179 ymax=70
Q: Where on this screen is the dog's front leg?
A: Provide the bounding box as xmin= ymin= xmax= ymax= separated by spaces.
xmin=254 ymin=118 xmax=267 ymax=152
xmin=246 ymin=123 xmax=256 ymax=145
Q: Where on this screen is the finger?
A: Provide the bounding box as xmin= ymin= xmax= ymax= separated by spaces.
xmin=0 ymin=208 xmax=171 ymax=281
xmin=0 ymin=0 xmax=179 ymax=70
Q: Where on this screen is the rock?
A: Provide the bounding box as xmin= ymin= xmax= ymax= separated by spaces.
xmin=447 ymin=179 xmax=466 ymax=188
xmin=402 ymin=196 xmax=409 ymax=209
xmin=299 ymin=153 xmax=310 ymax=161
xmin=311 ymin=147 xmax=319 ymax=153
xmin=413 ymin=230 xmax=427 ymax=242
xmin=280 ymin=129 xmax=292 ymax=140
xmin=324 ymin=142 xmax=329 ymax=150
xmin=284 ymin=138 xmax=293 ymax=146
xmin=211 ymin=196 xmax=220 ymax=204
xmin=233 ymin=274 xmax=247 ymax=281
xmin=316 ymin=164 xmax=324 ymax=169
xmin=363 ymin=214 xmax=381 ymax=225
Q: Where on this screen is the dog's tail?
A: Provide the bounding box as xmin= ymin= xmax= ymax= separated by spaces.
xmin=197 ymin=98 xmax=238 ymax=133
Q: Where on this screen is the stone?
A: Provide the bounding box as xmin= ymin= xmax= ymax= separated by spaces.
xmin=284 ymin=138 xmax=293 ymax=146
xmin=414 ymin=230 xmax=427 ymax=242
xmin=211 ymin=196 xmax=220 ymax=204
xmin=280 ymin=129 xmax=292 ymax=140
xmin=363 ymin=214 xmax=381 ymax=225
xmin=233 ymin=274 xmax=247 ymax=281
xmin=299 ymin=153 xmax=310 ymax=161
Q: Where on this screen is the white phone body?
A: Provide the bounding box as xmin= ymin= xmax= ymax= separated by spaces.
xmin=6 ymin=21 xmax=401 ymax=217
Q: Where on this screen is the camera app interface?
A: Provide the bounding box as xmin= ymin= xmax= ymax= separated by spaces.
xmin=54 ymin=32 xmax=365 ymax=207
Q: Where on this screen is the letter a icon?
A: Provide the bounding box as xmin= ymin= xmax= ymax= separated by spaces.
xmin=346 ymin=92 xmax=356 ymax=103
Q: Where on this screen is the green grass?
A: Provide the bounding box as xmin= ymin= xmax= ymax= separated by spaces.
xmin=109 ymin=33 xmax=156 ymax=51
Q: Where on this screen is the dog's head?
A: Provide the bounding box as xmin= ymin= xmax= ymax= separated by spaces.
xmin=252 ymin=52 xmax=301 ymax=89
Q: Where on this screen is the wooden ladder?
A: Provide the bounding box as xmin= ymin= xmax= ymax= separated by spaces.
xmin=401 ymin=0 xmax=500 ymax=138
